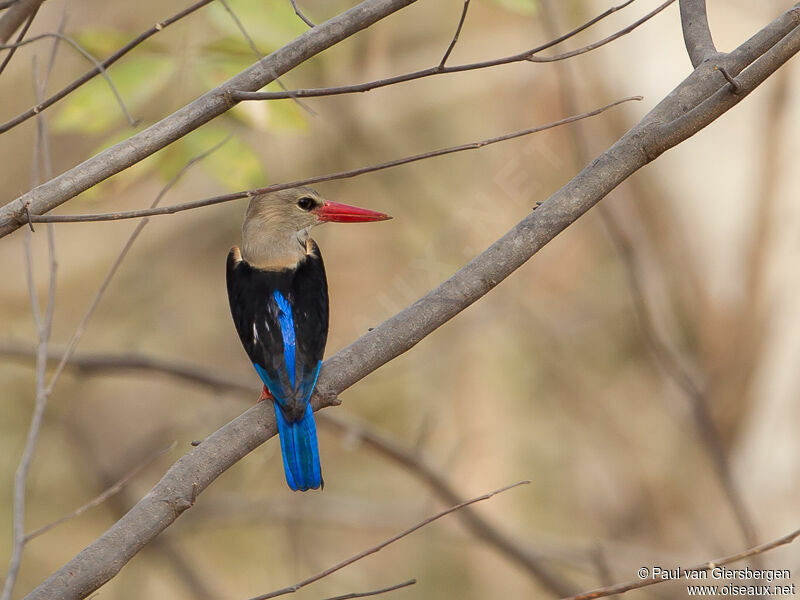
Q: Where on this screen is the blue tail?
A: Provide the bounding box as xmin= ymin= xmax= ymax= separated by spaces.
xmin=274 ymin=403 xmax=322 ymax=491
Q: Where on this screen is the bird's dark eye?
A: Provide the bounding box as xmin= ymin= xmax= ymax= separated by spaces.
xmin=297 ymin=196 xmax=315 ymax=211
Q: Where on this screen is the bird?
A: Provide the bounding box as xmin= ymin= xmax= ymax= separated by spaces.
xmin=226 ymin=187 xmax=391 ymax=491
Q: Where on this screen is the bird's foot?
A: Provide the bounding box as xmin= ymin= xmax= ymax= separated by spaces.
xmin=257 ymin=385 xmax=273 ymax=403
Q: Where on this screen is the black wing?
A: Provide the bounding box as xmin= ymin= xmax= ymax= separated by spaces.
xmin=226 ymin=243 xmax=328 ymax=419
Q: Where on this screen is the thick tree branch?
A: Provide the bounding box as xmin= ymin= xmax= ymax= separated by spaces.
xmin=679 ymin=0 xmax=717 ymax=67
xmin=0 ymin=341 xmax=577 ymax=596
xmin=24 ymin=442 xmax=176 ymax=542
xmin=0 ymin=0 xmax=422 ymax=238
xmin=19 ymin=5 xmax=800 ymax=600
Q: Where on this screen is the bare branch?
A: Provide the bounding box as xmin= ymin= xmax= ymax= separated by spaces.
xmin=0 ymin=56 xmax=57 ymax=600
xmin=231 ymin=0 xmax=661 ymax=102
xmin=0 ymin=0 xmax=41 ymax=44
xmin=0 ymin=341 xmax=254 ymax=393
xmin=0 ymin=0 xmax=423 ymax=238
xmin=288 ymin=0 xmax=314 ymax=28
xmin=217 ymin=0 xmax=316 ymax=116
xmin=1 ymin=31 xmax=137 ymax=126
xmin=41 ymin=136 xmax=229 ymax=397
xmin=599 ymin=214 xmax=760 ymax=549
xmin=438 ymin=0 xmax=470 ymax=68
xmin=19 ymin=5 xmax=800 ymax=600
xmin=318 ymin=579 xmax=416 ymax=600
xmin=24 ymin=442 xmax=176 ymax=541
xmin=563 ymin=527 xmax=800 ymax=600
xmin=321 ymin=413 xmax=576 ymax=597
xmin=0 ymin=342 xmax=577 ymax=596
xmin=27 ymin=96 xmax=642 ymax=224
xmin=247 ymin=482 xmax=529 ymax=600
xmin=679 ymin=0 xmax=717 ymax=67
xmin=0 ymin=0 xmax=214 ymax=135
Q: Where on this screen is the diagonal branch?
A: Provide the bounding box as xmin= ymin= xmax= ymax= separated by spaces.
xmin=26 ymin=96 xmax=641 ymax=223
xmin=0 ymin=0 xmax=423 ymax=238
xmin=19 ymin=5 xmax=800 ymax=600
xmin=679 ymin=0 xmax=717 ymax=67
xmin=24 ymin=442 xmax=176 ymax=542
xmin=563 ymin=527 xmax=800 ymax=600
xmin=231 ymin=0 xmax=665 ymax=102
xmin=0 ymin=0 xmax=214 ymax=135
xmin=247 ymin=482 xmax=528 ymax=600
xmin=0 ymin=341 xmax=578 ymax=596
xmin=321 ymin=413 xmax=576 ymax=597
xmin=1 ymin=31 xmax=137 ymax=126
xmin=318 ymin=579 xmax=416 ymax=600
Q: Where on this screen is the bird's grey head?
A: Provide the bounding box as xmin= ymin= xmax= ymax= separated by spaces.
xmin=241 ymin=187 xmax=324 ymax=270
xmin=240 ymin=187 xmax=390 ymax=270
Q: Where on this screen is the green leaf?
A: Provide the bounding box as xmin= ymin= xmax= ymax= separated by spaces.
xmin=491 ymin=0 xmax=539 ymax=16
xmin=53 ymin=55 xmax=176 ymax=134
xmin=196 ymin=49 xmax=309 ymax=133
xmin=159 ymin=127 xmax=266 ymax=191
xmin=73 ymin=28 xmax=137 ymax=58
xmin=205 ymin=0 xmax=307 ymax=52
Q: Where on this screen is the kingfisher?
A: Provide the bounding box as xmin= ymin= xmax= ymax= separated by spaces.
xmin=226 ymin=187 xmax=391 ymax=491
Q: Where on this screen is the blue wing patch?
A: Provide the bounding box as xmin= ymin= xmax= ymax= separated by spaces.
xmin=272 ymin=290 xmax=296 ymax=387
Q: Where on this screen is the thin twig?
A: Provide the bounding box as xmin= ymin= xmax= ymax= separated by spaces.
xmin=231 ymin=0 xmax=657 ymax=102
xmin=0 ymin=31 xmax=137 ymax=126
xmin=41 ymin=136 xmax=230 ymax=396
xmin=600 ymin=213 xmax=761 ymax=551
xmin=438 ymin=0 xmax=470 ymax=68
xmin=0 ymin=341 xmax=576 ymax=594
xmin=1 ymin=55 xmax=58 ymax=600
xmin=318 ymin=579 xmax=416 ymax=600
xmin=217 ymin=0 xmax=315 ymax=116
xmin=247 ymin=482 xmax=530 ymax=600
xmin=563 ymin=527 xmax=800 ymax=600
xmin=28 ymin=96 xmax=641 ymax=223
xmin=288 ymin=0 xmax=314 ymax=27
xmin=0 ymin=0 xmax=425 ymax=238
xmin=0 ymin=341 xmax=254 ymax=392
xmin=25 ymin=442 xmax=176 ymax=541
xmin=64 ymin=423 xmax=219 ymax=600
xmin=0 ymin=0 xmax=214 ymax=135
xmin=541 ymin=0 xmax=760 ymax=554
xmin=321 ymin=413 xmax=576 ymax=596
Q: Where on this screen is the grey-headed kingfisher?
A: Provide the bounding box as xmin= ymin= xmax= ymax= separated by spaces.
xmin=227 ymin=187 xmax=390 ymax=491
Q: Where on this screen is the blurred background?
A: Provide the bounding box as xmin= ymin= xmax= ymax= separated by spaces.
xmin=1 ymin=0 xmax=799 ymax=598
